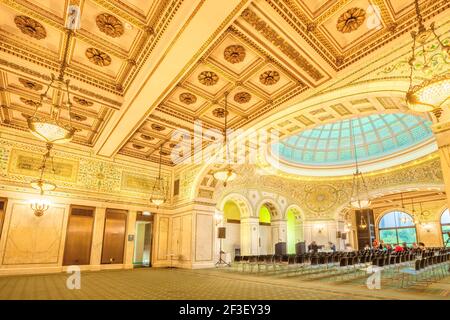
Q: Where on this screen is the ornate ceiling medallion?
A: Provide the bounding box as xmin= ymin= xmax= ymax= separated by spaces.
xmin=259 ymin=71 xmax=280 ymax=85
xmin=20 ymin=97 xmax=40 ymax=107
xmin=224 ymin=45 xmax=246 ymax=64
xmin=73 ymin=96 xmax=93 ymax=107
xmin=234 ymin=92 xmax=251 ymax=104
xmin=179 ymin=92 xmax=197 ymax=105
xmin=336 ymin=8 xmax=366 ymax=34
xmin=159 ymin=149 xmax=170 ymax=156
xmin=96 ymin=13 xmax=124 ymax=38
xmin=198 ymin=71 xmax=219 ymax=86
xmin=151 ymin=123 xmax=165 ymax=131
xmin=69 ymin=112 xmax=87 ymax=122
xmin=141 ymin=134 xmax=155 ymax=141
xmin=212 ymin=107 xmax=228 ymax=118
xmin=132 ymin=144 xmax=145 ymax=150
xmin=14 ymin=16 xmax=47 ymax=40
xmin=19 ymin=78 xmax=43 ymax=91
xmin=85 ymin=48 xmax=112 ymax=67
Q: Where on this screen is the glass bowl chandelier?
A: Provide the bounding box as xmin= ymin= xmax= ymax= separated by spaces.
xmin=150 ymin=145 xmax=167 ymax=208
xmin=27 ymin=21 xmax=79 ymax=144
xmin=213 ymin=92 xmax=237 ymax=187
xmin=406 ymin=0 xmax=450 ymax=114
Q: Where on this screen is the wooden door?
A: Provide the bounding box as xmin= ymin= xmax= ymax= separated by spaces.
xmin=101 ymin=209 xmax=127 ymax=264
xmin=0 ymin=199 xmax=6 ymax=240
xmin=63 ymin=206 xmax=95 ymax=266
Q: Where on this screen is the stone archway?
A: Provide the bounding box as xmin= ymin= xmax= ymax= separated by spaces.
xmin=285 ymin=205 xmax=304 ymax=254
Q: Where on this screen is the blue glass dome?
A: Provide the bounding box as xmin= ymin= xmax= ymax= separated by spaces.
xmin=272 ymin=113 xmax=434 ymax=166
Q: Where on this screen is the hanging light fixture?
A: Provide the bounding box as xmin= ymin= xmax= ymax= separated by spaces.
xmin=399 ymin=192 xmax=409 ymax=224
xmin=405 ymin=0 xmax=450 ymax=115
xmin=213 ymin=92 xmax=237 ymax=187
xmin=411 ymin=197 xmax=419 ymax=225
xmin=349 ymin=118 xmax=371 ymax=209
xmin=359 ymin=215 xmax=368 ymax=230
xmin=150 ymin=145 xmax=167 ymax=208
xmin=29 ymin=144 xmax=55 ymax=217
xmin=27 ymin=11 xmax=80 ymax=144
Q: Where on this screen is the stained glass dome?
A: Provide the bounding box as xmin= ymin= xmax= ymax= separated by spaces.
xmin=272 ymin=113 xmax=434 ymax=167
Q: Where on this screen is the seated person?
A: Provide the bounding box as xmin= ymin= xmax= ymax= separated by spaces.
xmin=394 ymin=244 xmax=404 ymax=252
xmin=363 ymin=243 xmax=371 ymax=250
xmin=344 ymin=243 xmax=353 ymax=252
xmin=328 ymin=241 xmax=336 ymax=252
xmin=308 ymin=241 xmax=319 ymax=253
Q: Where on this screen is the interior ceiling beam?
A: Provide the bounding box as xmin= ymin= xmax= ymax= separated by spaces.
xmin=93 ymin=0 xmax=250 ymax=158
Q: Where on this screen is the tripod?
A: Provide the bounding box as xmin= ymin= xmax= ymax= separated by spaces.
xmin=215 ymin=237 xmax=231 ymax=267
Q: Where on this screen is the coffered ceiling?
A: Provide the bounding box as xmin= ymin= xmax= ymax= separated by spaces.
xmin=0 ymin=0 xmax=448 ymax=166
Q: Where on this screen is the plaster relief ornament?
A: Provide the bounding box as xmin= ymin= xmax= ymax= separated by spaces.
xmin=198 ymin=71 xmax=219 ymax=86
xmin=73 ymin=96 xmax=94 ymax=107
xmin=224 ymin=45 xmax=246 ymax=64
xmin=19 ymin=78 xmax=43 ymax=91
xmin=85 ymin=48 xmax=112 ymax=67
xmin=259 ymin=70 xmax=280 ymax=85
xmin=179 ymin=92 xmax=197 ymax=105
xmin=140 ymin=134 xmax=155 ymax=141
xmin=69 ymin=112 xmax=87 ymax=122
xmin=304 ymin=184 xmax=340 ymax=213
xmin=151 ymin=123 xmax=165 ymax=131
xmin=234 ymin=92 xmax=251 ymax=104
xmin=132 ymin=144 xmax=145 ymax=150
xmin=96 ymin=13 xmax=124 ymax=38
xmin=212 ymin=107 xmax=228 ymax=118
xmin=14 ymin=16 xmax=47 ymax=40
xmin=20 ymin=97 xmax=40 ymax=108
xmin=336 ymin=8 xmax=366 ymax=33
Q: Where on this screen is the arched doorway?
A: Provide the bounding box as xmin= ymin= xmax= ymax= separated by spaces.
xmin=441 ymin=208 xmax=450 ymax=247
xmin=258 ymin=204 xmax=272 ymax=255
xmin=223 ymin=200 xmax=241 ymax=258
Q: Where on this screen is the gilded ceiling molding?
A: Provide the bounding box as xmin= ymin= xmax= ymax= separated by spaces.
xmin=224 ymin=45 xmax=246 ymax=64
xmin=336 ymin=8 xmax=366 ymax=34
xmin=240 ymin=8 xmax=323 ymax=81
xmin=73 ymin=96 xmax=94 ymax=107
xmin=212 ymin=107 xmax=228 ymax=118
xmin=14 ymin=15 xmax=47 ymax=40
xmin=151 ymin=123 xmax=165 ymax=131
xmin=96 ymin=13 xmax=125 ymax=38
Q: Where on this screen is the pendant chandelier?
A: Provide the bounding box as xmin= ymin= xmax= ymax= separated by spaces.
xmin=405 ymin=0 xmax=450 ymax=114
xmin=150 ymin=145 xmax=167 ymax=208
xmin=30 ymin=144 xmax=56 ymax=217
xmin=358 ymin=215 xmax=368 ymax=230
xmin=213 ymin=92 xmax=237 ymax=187
xmin=27 ymin=27 xmax=78 ymax=144
xmin=349 ymin=118 xmax=371 ymax=209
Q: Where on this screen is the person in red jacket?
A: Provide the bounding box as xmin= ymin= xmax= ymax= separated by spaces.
xmin=394 ymin=244 xmax=404 ymax=252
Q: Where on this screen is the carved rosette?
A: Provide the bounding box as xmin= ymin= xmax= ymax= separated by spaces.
xmin=151 ymin=123 xmax=165 ymax=131
xmin=96 ymin=13 xmax=124 ymax=38
xmin=179 ymin=92 xmax=197 ymax=105
xmin=259 ymin=71 xmax=280 ymax=85
xmin=212 ymin=108 xmax=228 ymax=118
xmin=73 ymin=96 xmax=94 ymax=107
xmin=69 ymin=112 xmax=87 ymax=122
xmin=132 ymin=144 xmax=145 ymax=150
xmin=234 ymin=92 xmax=251 ymax=104
xmin=19 ymin=78 xmax=43 ymax=91
xmin=85 ymin=48 xmax=112 ymax=67
xmin=14 ymin=16 xmax=47 ymax=40
xmin=198 ymin=71 xmax=219 ymax=86
xmin=140 ymin=134 xmax=155 ymax=141
xmin=224 ymin=45 xmax=246 ymax=64
xmin=20 ymin=97 xmax=40 ymax=108
xmin=336 ymin=8 xmax=366 ymax=33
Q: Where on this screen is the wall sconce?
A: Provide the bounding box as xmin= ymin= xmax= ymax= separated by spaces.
xmin=421 ymin=223 xmax=432 ymax=233
xmin=214 ymin=210 xmax=224 ymax=226
xmin=316 ymin=224 xmax=324 ymax=234
xmin=30 ymin=198 xmax=51 ymax=217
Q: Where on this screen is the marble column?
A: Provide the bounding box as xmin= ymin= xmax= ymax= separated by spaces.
xmin=90 ymin=207 xmax=106 ymax=270
xmin=124 ymin=210 xmax=137 ymax=269
xmin=432 ymin=119 xmax=450 ymax=210
xmin=271 ymin=219 xmax=287 ymax=251
xmin=240 ymin=217 xmax=259 ymax=255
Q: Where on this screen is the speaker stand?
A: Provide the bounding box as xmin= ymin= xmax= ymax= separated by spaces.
xmin=215 ymin=238 xmax=231 ymax=268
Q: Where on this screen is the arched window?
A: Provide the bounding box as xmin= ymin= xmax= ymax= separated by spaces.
xmin=441 ymin=209 xmax=450 ymax=247
xmin=378 ymin=210 xmax=417 ymax=245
